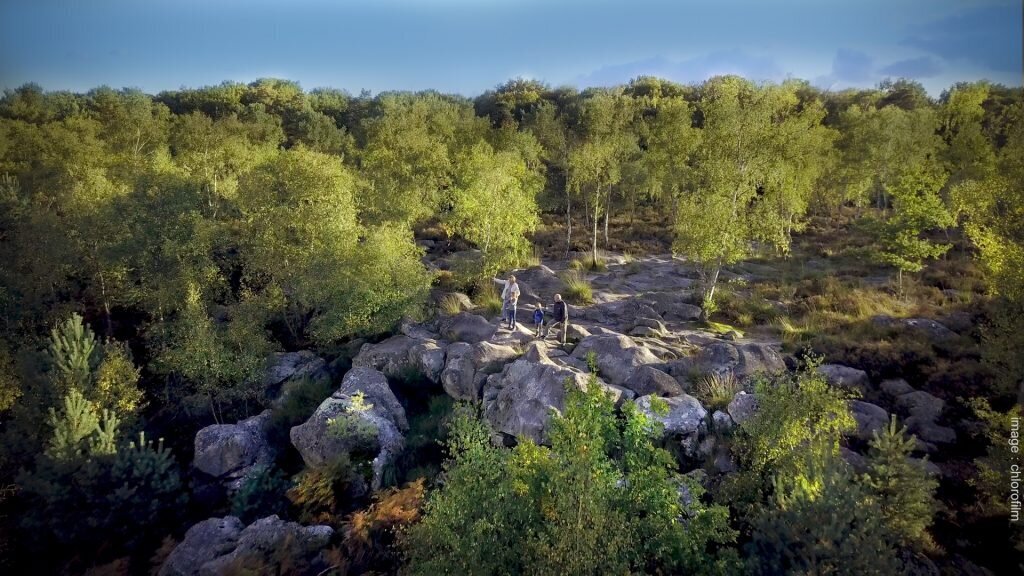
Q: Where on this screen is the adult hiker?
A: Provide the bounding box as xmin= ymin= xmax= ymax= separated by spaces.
xmin=492 ymin=274 xmax=520 ymax=330
xmin=545 ymin=293 xmax=569 ymax=344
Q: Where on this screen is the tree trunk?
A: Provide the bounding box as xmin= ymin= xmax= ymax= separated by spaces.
xmin=592 ymin=186 xmax=600 ymax=267
xmin=699 ymin=260 xmax=722 ymax=322
xmin=565 ymin=181 xmax=573 ymax=258
xmin=603 ymin=202 xmax=609 ymax=246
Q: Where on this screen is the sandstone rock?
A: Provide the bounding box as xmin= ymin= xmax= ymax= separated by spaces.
xmin=471 ymin=341 xmax=519 ymax=375
xmin=872 ymin=315 xmax=958 ymax=341
xmin=841 ymin=447 xmax=869 ymax=474
xmin=159 ymin=517 xmax=244 ymax=576
xmin=483 ymin=355 xmax=632 ymax=444
xmin=642 ymin=292 xmax=702 ymax=321
xmin=439 ymin=312 xmax=496 ymax=344
xmin=674 ymin=342 xmax=784 ymax=380
xmin=727 ymin=392 xmax=759 ymax=425
xmin=193 ymin=411 xmax=273 ymax=491
xmin=897 ymin=390 xmax=945 ymax=421
xmin=849 ymin=400 xmax=890 ymax=442
xmin=352 ymin=335 xmax=417 ymax=380
xmin=198 ymin=516 xmax=333 ymax=576
xmin=625 ymin=365 xmax=684 ymax=396
xmin=440 ymin=342 xmax=475 ymax=401
xmin=712 ymin=410 xmax=734 ymax=431
xmin=291 ymin=368 xmax=406 ymax=489
xmin=817 ymin=364 xmax=870 ymax=389
xmin=881 ymin=378 xmax=914 ymax=397
xmin=636 ymin=393 xmax=707 ymax=437
xmin=262 ymin=348 xmax=325 ymax=387
xmin=570 ymin=333 xmax=661 ymax=387
xmin=409 ymin=339 xmax=446 ymax=383
xmin=564 ymin=323 xmax=591 ymax=342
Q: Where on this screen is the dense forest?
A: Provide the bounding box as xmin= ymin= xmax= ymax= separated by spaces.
xmin=0 ymin=75 xmax=1021 ymax=575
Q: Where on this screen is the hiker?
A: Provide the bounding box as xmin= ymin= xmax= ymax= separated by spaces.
xmin=492 ymin=274 xmax=520 ymax=330
xmin=532 ymin=305 xmax=545 ymax=338
xmin=545 ymin=293 xmax=569 ymax=344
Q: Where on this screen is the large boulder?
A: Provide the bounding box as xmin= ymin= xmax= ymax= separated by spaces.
xmin=669 ymin=342 xmax=784 ymax=381
xmin=817 ymin=364 xmax=870 ymax=389
xmin=635 ymin=394 xmax=707 ymax=437
xmin=409 ymin=339 xmax=446 ymax=383
xmin=440 ymin=342 xmax=476 ymax=401
xmin=625 ymin=365 xmax=684 ymax=397
xmin=159 ymin=517 xmax=244 ymax=576
xmin=192 ymin=516 xmax=332 ymax=576
xmin=352 ymin=335 xmax=418 ymax=380
xmin=263 ymin=351 xmax=327 ymax=397
xmin=897 ymin=390 xmax=945 ymax=422
xmin=570 ymin=333 xmax=661 ymax=387
xmin=193 ymin=410 xmax=273 ymax=491
xmin=472 ymin=341 xmax=520 ymax=375
xmin=642 ymin=292 xmax=703 ymax=321
xmin=439 ymin=312 xmax=496 ymax=344
xmin=290 ymin=368 xmax=406 ymax=489
xmin=483 ymin=353 xmax=632 ymax=444
xmin=872 ymin=315 xmax=958 ymax=341
xmin=727 ymin=392 xmax=759 ymax=425
xmin=849 ymin=400 xmax=890 ymax=443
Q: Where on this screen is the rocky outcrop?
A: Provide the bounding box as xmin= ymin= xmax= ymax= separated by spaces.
xmin=570 ymin=333 xmax=661 ymax=387
xmin=410 ymin=339 xmax=446 ymax=383
xmin=636 ymin=393 xmax=708 ymax=460
xmin=817 ymin=364 xmax=870 ymax=389
xmin=440 ymin=341 xmax=519 ymax=401
xmin=641 ymin=292 xmax=702 ymax=322
xmin=625 ymin=365 xmax=684 ymax=396
xmin=291 ymin=368 xmax=407 ymax=489
xmin=160 ymin=515 xmax=332 ymax=576
xmin=439 ymin=312 xmax=496 ymax=344
xmin=666 ymin=342 xmax=784 ymax=383
xmin=872 ymin=315 xmax=958 ymax=341
xmin=263 ymin=351 xmax=328 ymax=399
xmin=727 ymin=391 xmax=758 ymax=425
xmin=159 ymin=517 xmax=244 ymax=576
xmin=193 ymin=410 xmax=273 ymax=491
xmin=352 ymin=335 xmax=419 ymax=379
xmin=483 ymin=346 xmax=632 ymax=444
xmin=849 ymin=400 xmax=890 ymax=443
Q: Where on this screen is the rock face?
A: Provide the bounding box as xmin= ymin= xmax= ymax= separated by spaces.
xmin=352 ymin=335 xmax=448 ymax=384
xmin=483 ymin=347 xmax=632 ymax=444
xmin=872 ymin=315 xmax=958 ymax=341
xmin=159 ymin=517 xmax=244 ymax=576
xmin=570 ymin=333 xmax=661 ymax=387
xmin=439 ymin=312 xmax=496 ymax=344
xmin=193 ymin=410 xmax=273 ymax=490
xmin=817 ymin=364 xmax=870 ymax=389
xmin=625 ymin=365 xmax=684 ymax=396
xmin=670 ymin=342 xmax=784 ymax=381
xmin=440 ymin=341 xmax=519 ymax=401
xmin=263 ymin=351 xmax=327 ymax=398
xmin=290 ymin=368 xmax=407 ymax=489
xmin=636 ymin=394 xmax=707 ymax=437
xmin=641 ymin=292 xmax=702 ymax=322
xmin=160 ymin=515 xmax=332 ymax=576
xmin=727 ymin=392 xmax=758 ymax=425
xmin=849 ymin=400 xmax=890 ymax=442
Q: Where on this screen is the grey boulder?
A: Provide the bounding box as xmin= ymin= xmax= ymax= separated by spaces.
xmin=570 ymin=333 xmax=661 ymax=387
xmin=193 ymin=410 xmax=273 ymax=491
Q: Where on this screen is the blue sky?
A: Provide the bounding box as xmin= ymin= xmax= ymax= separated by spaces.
xmin=0 ymin=0 xmax=1020 ymax=96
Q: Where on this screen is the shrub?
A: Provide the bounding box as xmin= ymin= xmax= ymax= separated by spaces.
xmin=747 ymin=457 xmax=901 ymax=575
xmin=326 ymin=479 xmax=426 ymax=575
xmin=288 ymin=454 xmax=364 ymax=525
xmin=694 ymin=371 xmax=741 ymax=411
xmin=230 ymin=464 xmax=292 ymax=524
xmin=266 ymin=376 xmax=334 ymax=450
xmin=862 ymin=416 xmax=938 ymax=550
xmin=561 ymin=270 xmax=593 ymax=305
xmin=402 ymin=382 xmax=738 ymax=575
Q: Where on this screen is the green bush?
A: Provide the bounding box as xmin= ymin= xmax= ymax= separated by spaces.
xmin=694 ymin=371 xmax=741 ymax=411
xmin=266 ymin=376 xmax=334 ymax=450
xmin=288 ymin=453 xmax=365 ymax=525
xmin=230 ymin=464 xmax=292 ymax=524
xmin=402 ymin=381 xmax=738 ymax=575
xmin=747 ymin=457 xmax=901 ymax=575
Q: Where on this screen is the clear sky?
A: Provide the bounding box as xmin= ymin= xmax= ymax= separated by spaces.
xmin=0 ymin=0 xmax=1020 ymax=96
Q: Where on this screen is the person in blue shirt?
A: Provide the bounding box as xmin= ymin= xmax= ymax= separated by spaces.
xmin=532 ymin=305 xmax=545 ymax=338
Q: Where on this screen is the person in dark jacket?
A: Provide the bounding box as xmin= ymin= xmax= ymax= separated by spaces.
xmin=545 ymin=293 xmax=569 ymax=344
xmin=532 ymin=305 xmax=545 ymax=338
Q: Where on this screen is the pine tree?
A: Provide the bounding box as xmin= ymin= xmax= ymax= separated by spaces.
xmin=48 ymin=313 xmax=98 ymax=390
xmin=862 ymin=416 xmax=939 ymax=550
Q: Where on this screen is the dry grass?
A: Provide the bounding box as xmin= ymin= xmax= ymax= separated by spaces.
xmin=694 ymin=371 xmax=741 ymax=411
xmin=474 ymin=283 xmax=504 ymax=317
xmin=438 ymin=293 xmax=464 ymax=316
xmin=561 ymin=270 xmax=594 ymax=305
